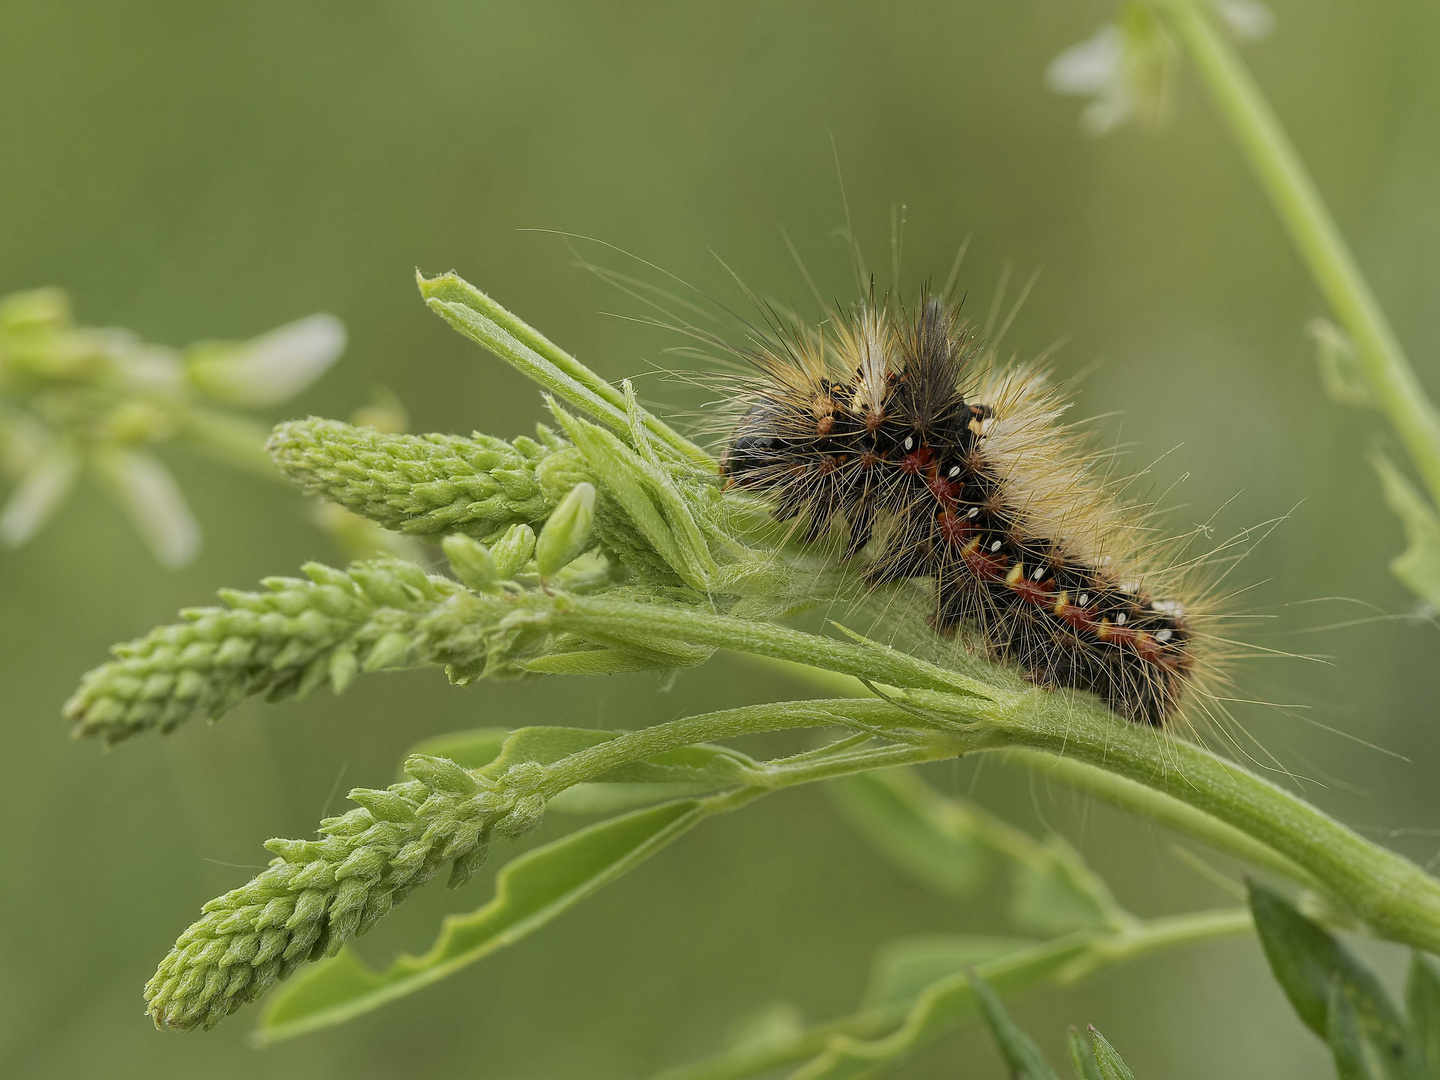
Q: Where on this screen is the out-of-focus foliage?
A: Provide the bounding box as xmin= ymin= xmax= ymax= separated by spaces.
xmin=0 ymin=287 xmax=343 ymax=564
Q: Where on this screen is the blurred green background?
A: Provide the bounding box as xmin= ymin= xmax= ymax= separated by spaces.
xmin=3 ymin=1 xmax=1439 ymax=1076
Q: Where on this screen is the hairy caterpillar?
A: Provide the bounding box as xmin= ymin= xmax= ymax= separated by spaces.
xmin=719 ymin=290 xmax=1206 ymax=727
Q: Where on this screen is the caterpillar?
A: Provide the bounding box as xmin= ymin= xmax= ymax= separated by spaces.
xmin=719 ymin=290 xmax=1206 ymax=727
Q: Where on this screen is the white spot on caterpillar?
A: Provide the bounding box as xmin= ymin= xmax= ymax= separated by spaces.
xmin=947 ymin=466 xmax=960 ymax=478
xmin=966 ymin=507 xmax=979 ymax=518
xmin=1151 ymin=599 xmax=1185 ymax=616
xmin=989 ymin=539 xmax=1002 ymax=553
xmin=1155 ymin=628 xmax=1173 ymax=643
xmin=903 ymin=436 xmax=914 ymax=451
xmin=1032 ymin=566 xmax=1046 ymax=580
xmin=1078 ymin=593 xmax=1090 ymax=606
xmin=1115 ymin=612 xmax=1127 ymax=626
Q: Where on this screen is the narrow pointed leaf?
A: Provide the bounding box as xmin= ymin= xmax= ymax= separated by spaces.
xmin=1406 ymin=954 xmax=1440 ymax=1080
xmin=969 ymin=971 xmax=1062 ymax=1080
xmin=1248 ymin=881 xmax=1422 ymax=1079
xmin=1331 ymin=981 xmax=1384 ymax=1080
xmin=1068 ymin=1028 xmax=1104 ymax=1080
xmin=1089 ymin=1028 xmax=1137 ymax=1080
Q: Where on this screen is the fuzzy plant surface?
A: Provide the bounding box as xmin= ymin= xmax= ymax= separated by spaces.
xmin=64 ymin=265 xmax=1440 ymax=1078
xmin=66 ymin=7 xmax=1440 ymax=1075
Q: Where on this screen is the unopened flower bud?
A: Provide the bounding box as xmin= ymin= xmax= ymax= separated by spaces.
xmin=490 ymin=523 xmax=536 ymax=579
xmin=535 ymin=482 xmax=596 ymax=578
xmin=442 ymin=534 xmax=499 ymax=592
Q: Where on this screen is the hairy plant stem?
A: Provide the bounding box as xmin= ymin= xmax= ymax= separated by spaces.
xmin=1156 ymin=0 xmax=1440 ymax=505
xmin=539 ymin=592 xmax=1440 ymax=955
xmin=1001 ymin=748 xmax=1319 ymax=890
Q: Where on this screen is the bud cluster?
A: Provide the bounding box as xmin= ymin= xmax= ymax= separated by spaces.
xmin=267 ymin=417 xmax=559 ymax=540
xmin=65 ymin=557 xmax=504 ymax=744
xmin=145 ymin=755 xmax=550 ymax=1030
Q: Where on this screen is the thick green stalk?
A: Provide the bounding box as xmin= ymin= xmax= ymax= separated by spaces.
xmin=1157 ymin=0 xmax=1440 ymax=505
xmin=1002 ymin=748 xmax=1319 ymax=890
xmin=552 ymin=594 xmax=1004 ymax=699
xmin=947 ymin=689 xmax=1440 ymax=955
xmin=544 ymin=594 xmax=1440 ymax=954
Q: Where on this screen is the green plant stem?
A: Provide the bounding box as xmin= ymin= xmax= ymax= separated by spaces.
xmin=542 ymin=593 xmax=1440 ymax=954
xmin=534 ymin=699 xmax=989 ymax=799
xmin=1157 ymin=0 xmax=1440 ymax=506
xmin=179 ymin=407 xmax=284 ymax=481
xmin=927 ymin=688 xmax=1440 ymax=955
xmin=1002 ymin=748 xmax=1320 ymax=890
xmin=663 ymin=908 xmax=1251 ymax=1080
xmin=552 ymin=594 xmax=1002 ymax=698
xmin=740 ymin=656 xmax=1320 ymax=889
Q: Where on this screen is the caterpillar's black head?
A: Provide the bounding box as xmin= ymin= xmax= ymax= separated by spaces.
xmin=720 ymin=403 xmax=788 ymax=486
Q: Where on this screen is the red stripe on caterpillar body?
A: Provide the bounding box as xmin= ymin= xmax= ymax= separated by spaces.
xmin=721 ymin=292 xmax=1198 ymax=726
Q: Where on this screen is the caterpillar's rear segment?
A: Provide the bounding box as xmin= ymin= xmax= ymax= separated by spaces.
xmin=721 ymin=295 xmax=1195 ymax=726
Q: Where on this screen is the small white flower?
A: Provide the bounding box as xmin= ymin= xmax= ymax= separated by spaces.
xmin=1048 ymin=17 xmax=1173 ymax=137
xmin=187 ymin=313 xmax=346 ymax=407
xmin=1047 ymin=25 xmax=1126 ymax=98
xmin=1214 ymin=0 xmax=1276 ymax=42
xmin=0 ymin=443 xmax=81 ymax=547
xmin=93 ymin=448 xmax=201 ymax=567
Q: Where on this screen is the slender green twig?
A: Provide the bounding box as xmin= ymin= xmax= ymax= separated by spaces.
xmin=1155 ymin=0 xmax=1440 ymax=506
xmin=653 ymin=907 xmax=1251 ymax=1080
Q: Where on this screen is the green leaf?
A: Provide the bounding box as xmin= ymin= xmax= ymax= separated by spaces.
xmin=255 ymin=798 xmax=710 ymax=1042
xmin=828 ymin=770 xmax=994 ymax=897
xmin=405 ymin=727 xmax=758 ymax=815
xmin=1089 ymin=1027 xmax=1137 ymax=1080
xmin=403 ymin=727 xmax=511 ymax=771
xmin=1248 ymin=881 xmax=1423 ymax=1079
xmin=787 ymin=936 xmax=1094 ymax=1080
xmin=548 ymin=781 xmax=722 ymax=815
xmin=723 ymin=1001 xmax=807 ymax=1059
xmin=831 ymin=770 xmax=1119 ymax=932
xmin=549 ymin=744 xmax=760 ymax=813
xmin=1008 ymin=836 xmax=1119 ymax=936
xmin=1310 ymin=318 xmax=1373 ymax=407
xmin=1372 ymin=451 xmax=1440 ymax=608
xmin=476 ymin=725 xmax=619 ymax=777
xmin=861 ymin=935 xmax=1038 ymax=1011
xmin=519 ymin=647 xmax=676 ymax=675
xmin=968 ymin=971 xmax=1062 ymax=1080
xmin=1331 ymin=980 xmax=1386 ymax=1080
xmin=1068 ymin=1028 xmax=1104 ymax=1080
xmin=1406 ymin=954 xmax=1440 ymax=1080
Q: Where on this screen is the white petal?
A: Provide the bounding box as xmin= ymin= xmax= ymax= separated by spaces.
xmin=187 ymin=313 xmax=346 ymax=407
xmin=93 ymin=448 xmax=201 ymax=567
xmin=1214 ymin=0 xmax=1276 ymax=41
xmin=1081 ymin=94 xmax=1134 ymax=137
xmin=0 ymin=445 xmax=81 ymax=546
xmin=117 ymin=344 xmax=186 ymax=395
xmin=1046 ymin=25 xmax=1125 ymax=96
